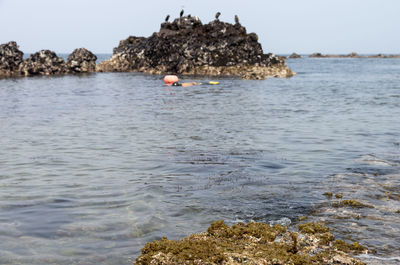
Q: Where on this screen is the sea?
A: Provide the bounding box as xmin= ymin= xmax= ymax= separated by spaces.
xmin=0 ymin=55 xmax=399 ymax=264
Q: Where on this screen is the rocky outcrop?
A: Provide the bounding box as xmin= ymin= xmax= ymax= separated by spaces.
xmin=0 ymin=41 xmax=98 ymax=78
xmin=0 ymin=41 xmax=24 ymax=78
xmin=67 ymin=48 xmax=97 ymax=73
xmin=19 ymin=50 xmax=67 ymax=76
xmin=309 ymin=52 xmax=325 ymax=58
xmin=135 ymin=220 xmax=367 ymax=265
xmin=97 ymin=15 xmax=295 ymax=79
xmin=289 ymin=52 xmax=301 ymax=59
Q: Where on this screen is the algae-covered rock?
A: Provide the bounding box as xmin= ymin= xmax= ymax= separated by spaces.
xmin=135 ymin=220 xmax=366 ymax=265
xmin=97 ymin=15 xmax=295 ymax=80
xmin=332 ymin=200 xmax=374 ymax=208
xmin=333 ymin=240 xmax=368 ymax=254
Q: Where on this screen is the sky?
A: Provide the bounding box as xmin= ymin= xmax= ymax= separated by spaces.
xmin=0 ymin=0 xmax=399 ymax=54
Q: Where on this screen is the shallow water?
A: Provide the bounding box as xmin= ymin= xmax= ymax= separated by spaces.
xmin=0 ymin=57 xmax=399 ymax=264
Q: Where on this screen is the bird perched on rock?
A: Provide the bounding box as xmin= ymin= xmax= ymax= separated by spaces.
xmin=235 ymin=15 xmax=240 ymax=24
xmin=180 ymin=9 xmax=184 ymax=18
xmin=215 ymin=12 xmax=221 ymax=20
xmin=165 ymin=15 xmax=170 ymax=22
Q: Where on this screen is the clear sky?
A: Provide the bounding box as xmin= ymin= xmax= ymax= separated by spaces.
xmin=0 ymin=0 xmax=399 ymax=54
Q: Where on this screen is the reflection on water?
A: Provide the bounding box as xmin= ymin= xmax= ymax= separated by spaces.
xmin=0 ymin=58 xmax=400 ymax=264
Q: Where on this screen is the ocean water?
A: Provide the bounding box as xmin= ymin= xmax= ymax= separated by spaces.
xmin=0 ymin=57 xmax=399 ymax=264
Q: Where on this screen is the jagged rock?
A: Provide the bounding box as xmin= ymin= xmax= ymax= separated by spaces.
xmin=0 ymin=41 xmax=24 ymax=78
xmin=19 ymin=50 xmax=67 ymax=76
xmin=289 ymin=52 xmax=301 ymax=59
xmin=67 ymin=48 xmax=97 ymax=73
xmin=97 ymin=15 xmax=295 ymax=79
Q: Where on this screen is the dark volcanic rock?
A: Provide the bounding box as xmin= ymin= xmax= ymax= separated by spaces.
xmin=0 ymin=41 xmax=24 ymax=78
xmin=98 ymin=15 xmax=294 ymax=79
xmin=67 ymin=48 xmax=97 ymax=73
xmin=19 ymin=50 xmax=67 ymax=76
xmin=289 ymin=52 xmax=301 ymax=59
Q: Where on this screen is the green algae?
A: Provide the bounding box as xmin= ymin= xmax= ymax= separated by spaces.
xmin=323 ymin=192 xmax=333 ymax=198
xmin=138 ymin=236 xmax=225 ymax=264
xmin=332 ymin=199 xmax=374 ymax=208
xmin=298 ymin=216 xmax=308 ymax=221
xmin=135 ymin=220 xmax=365 ymax=265
xmin=298 ymin=222 xmax=334 ymax=245
xmin=335 ymin=194 xmax=343 ymax=199
xmin=298 ymin=222 xmax=330 ymax=234
xmin=207 ymin=220 xmax=286 ymax=243
xmin=333 ymin=240 xmax=367 ymax=254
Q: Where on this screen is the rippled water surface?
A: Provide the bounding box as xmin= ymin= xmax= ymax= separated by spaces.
xmin=1 ymin=58 xmax=400 ymax=264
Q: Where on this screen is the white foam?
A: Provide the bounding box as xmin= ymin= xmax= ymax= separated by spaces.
xmin=269 ymin=217 xmax=291 ymax=226
xmin=358 ymin=254 xmax=400 ymax=261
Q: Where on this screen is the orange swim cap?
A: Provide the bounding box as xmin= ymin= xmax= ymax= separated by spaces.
xmin=164 ymin=75 xmax=179 ymax=84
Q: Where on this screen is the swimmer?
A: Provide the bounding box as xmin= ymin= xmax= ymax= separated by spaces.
xmin=172 ymin=82 xmax=198 ymax=87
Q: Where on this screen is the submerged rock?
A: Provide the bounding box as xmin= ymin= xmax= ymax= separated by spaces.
xmin=67 ymin=48 xmax=97 ymax=73
xmin=135 ymin=220 xmax=367 ymax=265
xmin=97 ymin=15 xmax=295 ymax=79
xmin=19 ymin=50 xmax=67 ymax=76
xmin=0 ymin=41 xmax=24 ymax=78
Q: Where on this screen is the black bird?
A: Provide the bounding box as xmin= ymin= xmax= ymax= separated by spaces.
xmin=234 ymin=15 xmax=239 ymax=24
xmin=215 ymin=12 xmax=221 ymax=20
xmin=165 ymin=15 xmax=170 ymax=22
xmin=180 ymin=9 xmax=184 ymax=18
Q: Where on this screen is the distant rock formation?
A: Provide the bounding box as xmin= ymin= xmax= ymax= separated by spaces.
xmin=309 ymin=52 xmax=363 ymax=58
xmin=289 ymin=52 xmax=301 ymax=59
xmin=368 ymin=54 xmax=400 ymax=58
xmin=97 ymin=15 xmax=295 ymax=79
xmin=313 ymin=53 xmax=400 ymax=59
xmin=19 ymin=50 xmax=67 ymax=76
xmin=0 ymin=41 xmax=98 ymax=78
xmin=0 ymin=41 xmax=24 ymax=77
xmin=67 ymin=48 xmax=97 ymax=73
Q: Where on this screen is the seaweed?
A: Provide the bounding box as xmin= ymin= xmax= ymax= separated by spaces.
xmin=332 ymin=199 xmax=374 ymax=208
xmin=298 ymin=222 xmax=330 ymax=234
xmin=333 ymin=239 xmax=367 ymax=254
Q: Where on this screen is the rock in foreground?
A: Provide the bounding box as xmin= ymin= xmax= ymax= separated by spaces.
xmin=97 ymin=16 xmax=295 ymax=80
xmin=0 ymin=41 xmax=24 ymax=77
xmin=135 ymin=221 xmax=367 ymax=265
